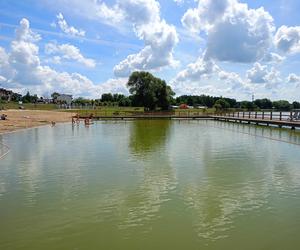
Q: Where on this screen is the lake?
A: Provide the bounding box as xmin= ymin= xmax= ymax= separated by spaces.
xmin=1 ymin=120 xmax=300 ymax=250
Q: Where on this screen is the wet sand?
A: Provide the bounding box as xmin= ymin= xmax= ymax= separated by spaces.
xmin=0 ymin=110 xmax=75 ymax=134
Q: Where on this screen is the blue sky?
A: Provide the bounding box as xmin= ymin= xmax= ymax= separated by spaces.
xmin=0 ymin=0 xmax=300 ymax=101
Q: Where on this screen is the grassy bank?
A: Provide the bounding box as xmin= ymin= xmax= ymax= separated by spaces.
xmin=1 ymin=102 xmax=58 ymax=110
xmin=1 ymin=102 xmax=216 ymax=116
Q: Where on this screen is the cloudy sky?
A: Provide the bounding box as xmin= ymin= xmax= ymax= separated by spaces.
xmin=0 ymin=0 xmax=300 ymax=101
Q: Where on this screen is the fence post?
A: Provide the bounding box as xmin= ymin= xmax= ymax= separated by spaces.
xmin=249 ymin=112 xmax=251 ymax=118
xmin=262 ymin=111 xmax=265 ymax=119
xmin=280 ymin=112 xmax=282 ymax=121
xmin=255 ymin=112 xmax=257 ymax=119
xmin=270 ymin=111 xmax=273 ymax=120
xmin=243 ymin=112 xmax=245 ymax=118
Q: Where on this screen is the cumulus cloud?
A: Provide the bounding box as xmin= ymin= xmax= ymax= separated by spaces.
xmin=171 ymin=54 xmax=252 ymax=98
xmin=113 ymin=0 xmax=179 ymax=77
xmin=0 ymin=18 xmax=125 ymax=98
xmin=43 ymin=0 xmax=179 ymax=77
xmin=246 ymin=63 xmax=269 ymax=83
xmin=287 ymin=73 xmax=300 ymax=84
xmin=275 ymin=25 xmax=300 ymax=54
xmin=55 ymin=13 xmax=85 ymax=37
xmin=218 ymin=70 xmax=246 ymax=90
xmin=49 ymin=0 xmax=124 ymax=25
xmin=182 ymin=0 xmax=275 ymax=63
xmin=45 ymin=42 xmax=96 ymax=68
xmin=262 ymin=52 xmax=285 ymax=63
xmin=246 ymin=62 xmax=281 ymax=87
xmin=174 ymin=56 xmax=219 ymax=82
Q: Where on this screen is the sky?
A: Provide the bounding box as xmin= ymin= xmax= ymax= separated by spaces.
xmin=0 ymin=0 xmax=300 ymax=101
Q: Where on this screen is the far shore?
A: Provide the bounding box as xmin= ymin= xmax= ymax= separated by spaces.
xmin=0 ymin=110 xmax=75 ymax=135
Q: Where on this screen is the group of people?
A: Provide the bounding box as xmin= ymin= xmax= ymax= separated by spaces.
xmin=72 ymin=114 xmax=94 ymax=126
xmin=1 ymin=114 xmax=7 ymax=120
xmin=289 ymin=111 xmax=300 ymax=121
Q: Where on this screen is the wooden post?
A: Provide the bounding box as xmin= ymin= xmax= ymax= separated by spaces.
xmin=243 ymin=112 xmax=245 ymax=118
xmin=249 ymin=112 xmax=251 ymax=119
xmin=270 ymin=111 xmax=273 ymax=120
xmin=280 ymin=112 xmax=282 ymax=121
xmin=255 ymin=112 xmax=257 ymax=119
xmin=262 ymin=111 xmax=265 ymax=119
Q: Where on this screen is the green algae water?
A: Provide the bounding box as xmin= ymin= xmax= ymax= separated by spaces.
xmin=1 ymin=120 xmax=300 ymax=250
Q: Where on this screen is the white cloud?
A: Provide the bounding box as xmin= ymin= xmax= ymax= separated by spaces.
xmin=0 ymin=18 xmax=125 ymax=98
xmin=0 ymin=75 xmax=6 ymax=83
xmin=246 ymin=62 xmax=281 ymax=87
xmin=182 ymin=0 xmax=275 ymax=63
xmin=218 ymin=70 xmax=246 ymax=90
xmin=173 ymin=0 xmax=184 ymax=5
xmin=275 ymin=25 xmax=300 ymax=54
xmin=174 ymin=56 xmax=219 ymax=82
xmin=262 ymin=52 xmax=285 ymax=63
xmin=16 ymin=18 xmax=41 ymax=42
xmin=287 ymin=73 xmax=300 ymax=84
xmin=56 ymin=13 xmax=85 ymax=37
xmin=264 ymin=67 xmax=282 ymax=89
xmin=113 ymin=0 xmax=179 ymax=77
xmin=44 ymin=0 xmax=179 ymax=77
xmin=246 ymin=63 xmax=269 ymax=83
xmin=45 ymin=42 xmax=96 ymax=68
xmin=47 ymin=1 xmax=124 ymax=27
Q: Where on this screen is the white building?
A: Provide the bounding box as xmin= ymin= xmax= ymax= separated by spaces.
xmin=56 ymin=94 xmax=73 ymax=105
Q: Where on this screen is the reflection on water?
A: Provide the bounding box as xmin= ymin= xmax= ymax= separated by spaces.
xmin=129 ymin=120 xmax=171 ymax=157
xmin=0 ymin=120 xmax=300 ymax=250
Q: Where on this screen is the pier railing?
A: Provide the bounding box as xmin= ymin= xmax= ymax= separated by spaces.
xmin=216 ymin=111 xmax=298 ymax=121
xmin=75 ymin=110 xmax=213 ymax=118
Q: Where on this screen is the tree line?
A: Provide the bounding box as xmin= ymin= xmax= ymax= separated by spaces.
xmin=2 ymin=71 xmax=300 ymax=111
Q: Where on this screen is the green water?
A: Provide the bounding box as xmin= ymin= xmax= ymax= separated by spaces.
xmin=1 ymin=120 xmax=300 ymax=250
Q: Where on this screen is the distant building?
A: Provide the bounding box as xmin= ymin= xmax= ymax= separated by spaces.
xmin=56 ymin=94 xmax=73 ymax=105
xmin=195 ymin=105 xmax=208 ymax=109
xmin=38 ymin=98 xmax=53 ymax=104
xmin=0 ymin=88 xmax=13 ymax=101
xmin=179 ymin=104 xmax=189 ymax=109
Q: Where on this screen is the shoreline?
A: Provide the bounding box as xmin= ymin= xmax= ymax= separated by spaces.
xmin=0 ymin=110 xmax=75 ymax=135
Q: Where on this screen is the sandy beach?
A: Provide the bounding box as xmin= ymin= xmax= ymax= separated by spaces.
xmin=0 ymin=110 xmax=75 ymax=134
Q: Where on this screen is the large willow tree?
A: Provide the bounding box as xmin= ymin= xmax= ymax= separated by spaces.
xmin=127 ymin=71 xmax=175 ymax=111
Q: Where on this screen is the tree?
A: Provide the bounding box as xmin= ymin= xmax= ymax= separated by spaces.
xmin=14 ymin=94 xmax=20 ymax=102
xmin=22 ymin=91 xmax=31 ymax=103
xmin=213 ymin=98 xmax=230 ymax=110
xmin=272 ymin=100 xmax=291 ymax=111
xmin=73 ymin=97 xmax=91 ymax=106
xmin=51 ymin=92 xmax=60 ymax=100
xmin=21 ymin=91 xmax=38 ymax=103
xmin=292 ymin=101 xmax=300 ymax=109
xmin=254 ymin=98 xmax=273 ymax=109
xmin=101 ymin=93 xmax=114 ymax=102
xmin=127 ymin=71 xmax=175 ymax=110
xmin=240 ymin=101 xmax=257 ymax=110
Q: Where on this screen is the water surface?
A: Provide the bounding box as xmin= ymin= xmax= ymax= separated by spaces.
xmin=1 ymin=120 xmax=300 ymax=250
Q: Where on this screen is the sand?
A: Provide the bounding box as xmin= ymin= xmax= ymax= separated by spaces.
xmin=0 ymin=110 xmax=75 ymax=134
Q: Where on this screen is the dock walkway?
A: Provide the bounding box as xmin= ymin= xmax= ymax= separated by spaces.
xmin=73 ymin=111 xmax=300 ymax=130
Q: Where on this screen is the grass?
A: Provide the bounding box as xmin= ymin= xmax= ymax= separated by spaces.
xmin=1 ymin=102 xmax=58 ymax=110
xmin=1 ymin=102 xmax=216 ymax=116
xmin=68 ymin=107 xmax=216 ymax=117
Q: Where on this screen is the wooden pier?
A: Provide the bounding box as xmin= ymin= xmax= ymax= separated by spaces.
xmin=72 ymin=110 xmax=300 ymax=130
xmin=74 ymin=114 xmax=212 ymax=121
xmin=212 ymin=111 xmax=300 ymax=130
